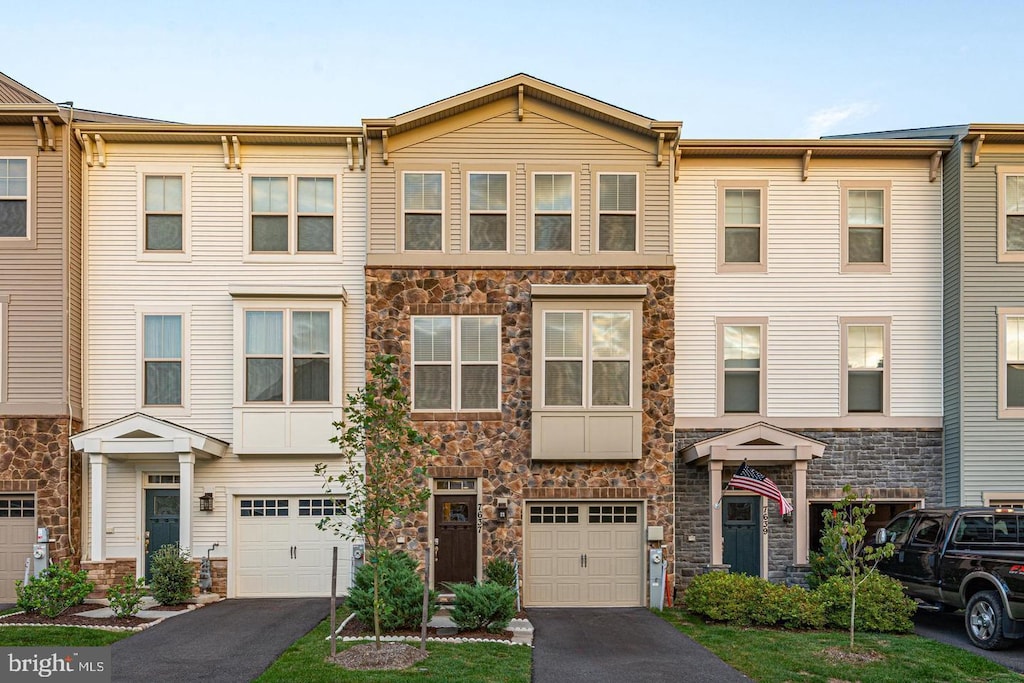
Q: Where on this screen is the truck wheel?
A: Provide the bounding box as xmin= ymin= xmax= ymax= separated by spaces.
xmin=966 ymin=590 xmax=1010 ymax=650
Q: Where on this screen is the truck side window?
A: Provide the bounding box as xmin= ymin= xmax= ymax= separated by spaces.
xmin=911 ymin=518 xmax=942 ymax=546
xmin=885 ymin=515 xmax=916 ymax=545
xmin=995 ymin=515 xmax=1018 ymax=543
xmin=955 ymin=516 xmax=993 ymax=543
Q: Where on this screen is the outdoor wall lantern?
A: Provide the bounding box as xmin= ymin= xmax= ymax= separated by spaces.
xmin=199 ymin=491 xmax=214 ymax=512
xmin=782 ymin=511 xmax=793 ymax=525
xmin=496 ymin=497 xmax=509 ymax=521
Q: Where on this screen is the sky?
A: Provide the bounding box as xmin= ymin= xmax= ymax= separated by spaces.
xmin=4 ymin=0 xmax=1023 ymax=139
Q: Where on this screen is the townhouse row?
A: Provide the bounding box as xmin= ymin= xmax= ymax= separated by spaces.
xmin=0 ymin=72 xmax=1019 ymax=607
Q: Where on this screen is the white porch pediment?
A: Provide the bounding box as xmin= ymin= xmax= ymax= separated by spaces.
xmin=70 ymin=412 xmax=228 ymax=459
xmin=682 ymin=422 xmax=826 ymax=466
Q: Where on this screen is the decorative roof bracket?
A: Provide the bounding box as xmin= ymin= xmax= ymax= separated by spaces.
xmin=656 ymin=132 xmax=665 ymax=166
xmin=802 ymin=150 xmax=812 ymax=181
xmin=930 ymin=151 xmax=942 ymax=182
xmin=358 ymin=136 xmax=365 ymax=171
xmin=231 ymin=136 xmax=241 ymax=169
xmin=93 ymin=134 xmax=106 ymax=167
xmin=674 ymin=147 xmax=682 ymax=182
xmin=221 ymin=136 xmax=231 ymax=168
xmin=32 ymin=117 xmax=44 ymax=150
xmin=971 ymin=134 xmax=985 ymax=167
xmin=43 ymin=117 xmax=55 ymax=151
xmin=80 ymin=132 xmax=95 ymax=167
xmin=346 ymin=137 xmax=354 ymax=171
xmin=518 ymin=85 xmax=524 ymax=121
xmin=381 ymin=131 xmax=389 ymax=164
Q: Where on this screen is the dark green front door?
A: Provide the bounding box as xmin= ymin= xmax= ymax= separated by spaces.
xmin=145 ymin=489 xmax=180 ymax=579
xmin=723 ymin=496 xmax=761 ymax=577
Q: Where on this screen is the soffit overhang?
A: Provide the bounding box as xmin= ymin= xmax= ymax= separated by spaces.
xmin=72 ymin=123 xmax=363 ymax=146
xmin=682 ymin=422 xmax=827 ymax=467
xmin=678 ymin=138 xmax=952 ymax=160
xmin=70 ymin=412 xmax=228 ymax=459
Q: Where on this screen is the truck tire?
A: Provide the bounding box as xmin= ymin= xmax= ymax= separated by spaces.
xmin=965 ymin=590 xmax=1011 ymax=650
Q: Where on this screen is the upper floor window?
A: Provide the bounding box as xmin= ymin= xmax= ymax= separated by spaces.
xmin=533 ymin=173 xmax=573 ymax=252
xmin=245 ymin=309 xmax=330 ymax=402
xmin=843 ymin=320 xmax=887 ymax=414
xmin=0 ymin=158 xmax=28 ymax=238
xmin=145 ymin=176 xmax=183 ymax=251
xmin=998 ymin=167 xmax=1024 ymax=262
xmin=841 ymin=181 xmax=890 ymax=272
xmin=999 ymin=309 xmax=1024 ymax=418
xmin=720 ymin=321 xmax=764 ymax=415
xmin=598 ymin=173 xmax=637 ymax=252
xmin=403 ymin=172 xmax=443 ymax=251
xmin=468 ymin=173 xmax=508 ymax=251
xmin=412 ymin=315 xmax=500 ymax=411
xmin=250 ymin=176 xmax=335 ymax=254
xmin=718 ymin=181 xmax=767 ymax=272
xmin=543 ymin=310 xmax=632 ymax=408
xmin=143 ymin=314 xmax=182 ymax=405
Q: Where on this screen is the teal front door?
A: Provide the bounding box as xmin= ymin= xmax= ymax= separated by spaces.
xmin=723 ymin=496 xmax=761 ymax=577
xmin=145 ymin=489 xmax=180 ymax=579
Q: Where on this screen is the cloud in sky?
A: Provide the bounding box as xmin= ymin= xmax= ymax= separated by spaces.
xmin=802 ymin=102 xmax=879 ymax=138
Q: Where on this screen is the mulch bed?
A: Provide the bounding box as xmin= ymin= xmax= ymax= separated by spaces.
xmin=821 ymin=645 xmax=884 ymax=665
xmin=337 ymin=615 xmax=514 ymax=642
xmin=329 ymin=642 xmax=428 ymax=670
xmin=0 ymin=603 xmax=187 ymax=629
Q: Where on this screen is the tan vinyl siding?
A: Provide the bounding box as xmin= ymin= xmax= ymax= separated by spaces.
xmin=69 ymin=130 xmax=84 ymax=412
xmin=0 ymin=125 xmax=67 ymax=410
xmin=675 ymin=157 xmax=943 ymax=423
xmin=942 ymin=142 xmax=962 ymax=504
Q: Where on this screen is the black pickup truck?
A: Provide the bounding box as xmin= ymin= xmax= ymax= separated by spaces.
xmin=876 ymin=507 xmax=1024 ymax=650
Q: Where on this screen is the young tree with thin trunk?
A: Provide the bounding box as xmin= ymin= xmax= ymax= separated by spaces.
xmin=315 ymin=353 xmax=435 ymax=649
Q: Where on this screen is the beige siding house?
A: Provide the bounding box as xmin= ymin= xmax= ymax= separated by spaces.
xmin=363 ymin=75 xmax=679 ymax=606
xmin=70 ymin=124 xmax=366 ymax=596
xmin=673 ymin=139 xmax=950 ymax=589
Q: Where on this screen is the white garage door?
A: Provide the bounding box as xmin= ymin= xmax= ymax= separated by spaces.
xmin=524 ymin=502 xmax=643 ymax=607
xmin=235 ymin=496 xmax=351 ymax=597
xmin=0 ymin=496 xmax=36 ymax=603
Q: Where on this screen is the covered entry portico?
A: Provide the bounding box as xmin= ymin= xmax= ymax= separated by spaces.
xmin=682 ymin=423 xmax=825 ymax=574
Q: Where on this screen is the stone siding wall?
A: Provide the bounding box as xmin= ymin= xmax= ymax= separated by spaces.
xmin=0 ymin=417 xmax=80 ymax=564
xmin=82 ymin=558 xmax=136 ymax=596
xmin=674 ymin=428 xmax=942 ymax=594
xmin=366 ymin=267 xmax=676 ymax=595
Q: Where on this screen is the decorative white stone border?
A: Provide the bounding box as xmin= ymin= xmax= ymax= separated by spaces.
xmin=0 ymin=604 xmax=200 ymax=633
xmin=327 ymin=612 xmax=532 ymax=647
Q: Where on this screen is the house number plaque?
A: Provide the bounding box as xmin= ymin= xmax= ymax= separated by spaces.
xmin=762 ymin=507 xmax=769 ymax=536
xmin=476 ymin=504 xmax=483 ymax=532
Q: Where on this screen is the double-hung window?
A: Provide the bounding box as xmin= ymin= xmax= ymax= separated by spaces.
xmin=144 ymin=175 xmax=183 ymax=251
xmin=142 ymin=313 xmax=184 ymax=407
xmin=598 ymin=173 xmax=637 ymax=252
xmin=719 ymin=320 xmax=765 ymax=415
xmin=842 ymin=319 xmax=888 ymax=414
xmin=998 ymin=167 xmax=1024 ymax=261
xmin=245 ymin=309 xmax=330 ymax=403
xmin=543 ymin=310 xmax=632 ymax=408
xmin=718 ymin=181 xmax=767 ymax=271
xmin=999 ymin=309 xmax=1024 ymax=418
xmin=533 ymin=173 xmax=573 ymax=251
xmin=468 ymin=173 xmax=508 ymax=251
xmin=403 ymin=171 xmax=443 ymax=251
xmin=412 ymin=316 xmax=500 ymax=411
xmin=0 ymin=158 xmax=28 ymax=239
xmin=250 ymin=176 xmax=335 ymax=254
xmin=841 ymin=181 xmax=890 ymax=272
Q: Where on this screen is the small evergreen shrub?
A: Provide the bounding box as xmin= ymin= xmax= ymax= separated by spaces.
xmin=149 ymin=544 xmax=196 ymax=605
xmin=449 ymin=581 xmax=517 ymax=633
xmin=807 ymin=549 xmax=843 ymax=589
xmin=484 ymin=557 xmax=517 ymax=588
xmin=15 ymin=561 xmax=94 ymax=618
xmin=683 ymin=572 xmax=825 ymax=629
xmin=347 ymin=550 xmax=438 ymax=631
xmin=107 ymin=576 xmax=147 ymax=618
xmin=817 ymin=572 xmax=917 ymax=633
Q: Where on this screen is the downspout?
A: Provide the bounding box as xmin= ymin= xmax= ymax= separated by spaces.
xmin=61 ymin=104 xmax=78 ymax=559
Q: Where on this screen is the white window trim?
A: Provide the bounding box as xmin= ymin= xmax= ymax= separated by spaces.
xmin=136 ymin=166 xmax=191 ymax=262
xmin=465 ymin=171 xmax=510 ymax=254
xmin=530 ymin=170 xmax=575 ymax=253
xmin=400 ymin=169 xmax=445 ymax=254
xmin=231 ymin=298 xmax=343 ymax=408
xmin=411 ymin=315 xmax=501 ymax=412
xmin=998 ymin=307 xmax=1024 ymax=419
xmin=716 ymin=180 xmax=768 ymax=273
xmin=595 ymin=171 xmax=640 ymax=254
xmin=135 ymin=305 xmax=191 ymax=416
xmin=840 ymin=180 xmax=892 ymax=274
xmin=997 ymin=166 xmax=1024 ymax=263
xmin=717 ymin=317 xmax=767 ymax=417
xmin=983 ymin=492 xmax=1024 ymax=508
xmin=243 ymin=171 xmax=340 ymax=261
xmin=840 ymin=316 xmax=891 ymax=416
xmin=0 ymin=156 xmax=34 ymax=248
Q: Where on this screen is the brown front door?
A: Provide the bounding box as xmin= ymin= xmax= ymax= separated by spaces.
xmin=434 ymin=495 xmax=477 ymax=586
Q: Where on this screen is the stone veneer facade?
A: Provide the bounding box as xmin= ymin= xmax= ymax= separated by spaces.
xmin=673 ymin=427 xmax=942 ymax=596
xmin=366 ymin=266 xmax=676 ymax=597
xmin=0 ymin=418 xmax=82 ymax=564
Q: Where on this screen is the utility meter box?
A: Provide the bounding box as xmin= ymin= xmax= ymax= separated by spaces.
xmin=649 ymin=547 xmax=665 ymax=610
xmin=351 ymin=544 xmax=365 ymax=587
xmin=32 ymin=527 xmax=50 ymax=576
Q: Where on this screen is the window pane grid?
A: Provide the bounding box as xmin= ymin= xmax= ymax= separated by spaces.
xmin=245 ymin=309 xmax=330 ymax=403
xmin=404 ymin=172 xmax=443 ymax=251
xmin=0 ymin=497 xmax=35 ymax=518
xmin=529 ymin=505 xmax=579 ymax=524
xmin=298 ymin=498 xmax=346 ymax=516
xmin=413 ymin=316 xmax=499 ymax=410
xmin=534 ymin=173 xmax=572 ymax=252
xmin=588 ymin=505 xmax=638 ymax=524
xmin=239 ymin=499 xmax=289 ymax=517
xmin=0 ymin=158 xmax=28 ymax=238
xmin=1007 ymin=316 xmax=1024 ymax=408
xmin=723 ymin=325 xmax=761 ymax=413
xmin=143 ymin=315 xmax=182 ymax=405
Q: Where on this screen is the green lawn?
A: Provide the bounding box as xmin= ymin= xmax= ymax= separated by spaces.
xmin=660 ymin=609 xmax=1023 ymax=683
xmin=256 ymin=610 xmax=532 ymax=683
xmin=0 ymin=626 xmax=132 ymax=647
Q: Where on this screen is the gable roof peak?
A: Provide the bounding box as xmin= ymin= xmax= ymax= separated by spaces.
xmin=0 ymin=71 xmax=54 ymax=105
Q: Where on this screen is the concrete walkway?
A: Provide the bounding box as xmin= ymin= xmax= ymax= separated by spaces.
xmin=531 ymin=608 xmax=750 ymax=683
xmin=110 ymin=598 xmax=329 ymax=683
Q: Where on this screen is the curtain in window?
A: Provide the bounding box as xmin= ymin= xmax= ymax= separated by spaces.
xmin=293 ymin=311 xmax=330 ymax=401
xmin=144 ymin=315 xmax=182 ymax=405
xmin=246 ymin=311 xmax=283 ymax=401
xmin=297 ymin=178 xmax=334 ymax=252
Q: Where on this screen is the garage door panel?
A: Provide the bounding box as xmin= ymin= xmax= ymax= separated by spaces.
xmin=555 ymin=530 xmax=582 ymax=550
xmin=0 ymin=497 xmax=36 ymax=603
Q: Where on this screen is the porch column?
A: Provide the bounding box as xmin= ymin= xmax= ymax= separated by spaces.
xmin=794 ymin=456 xmax=809 ymax=564
xmin=710 ymin=451 xmax=725 ymax=566
xmin=88 ymin=451 xmax=108 ymax=562
xmin=177 ymin=445 xmax=194 ymax=553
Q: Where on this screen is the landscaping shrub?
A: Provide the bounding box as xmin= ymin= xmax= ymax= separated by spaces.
xmin=806 ymin=549 xmax=843 ymax=589
xmin=107 ymin=575 xmax=147 ymax=618
xmin=15 ymin=561 xmax=94 ymax=618
xmin=484 ymin=557 xmax=518 ymax=588
xmin=684 ymin=571 xmax=824 ymax=629
xmin=347 ymin=550 xmax=438 ymax=631
xmin=149 ymin=544 xmax=196 ymax=605
xmin=817 ymin=572 xmax=916 ymax=633
xmin=449 ymin=581 xmax=517 ymax=633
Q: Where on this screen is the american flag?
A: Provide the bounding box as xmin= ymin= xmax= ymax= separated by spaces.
xmin=727 ymin=462 xmax=794 ymax=515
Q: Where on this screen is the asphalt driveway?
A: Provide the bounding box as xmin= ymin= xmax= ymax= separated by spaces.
xmin=111 ymin=598 xmax=329 ymax=682
xmin=531 ymin=608 xmax=750 ymax=682
xmin=914 ymin=610 xmax=1024 ymax=673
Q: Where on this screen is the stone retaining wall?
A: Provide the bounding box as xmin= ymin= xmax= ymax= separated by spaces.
xmin=82 ymin=557 xmax=136 ymax=596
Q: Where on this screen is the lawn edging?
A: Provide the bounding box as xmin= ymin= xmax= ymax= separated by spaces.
xmin=327 ymin=612 xmax=534 ymax=646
